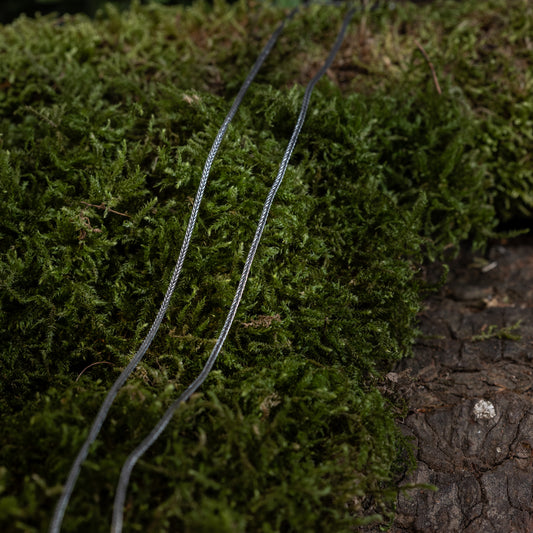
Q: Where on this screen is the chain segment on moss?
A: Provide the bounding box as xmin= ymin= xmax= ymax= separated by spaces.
xmin=110 ymin=5 xmax=355 ymax=531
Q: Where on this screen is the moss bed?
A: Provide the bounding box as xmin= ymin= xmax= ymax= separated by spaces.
xmin=0 ymin=1 xmax=531 ymax=531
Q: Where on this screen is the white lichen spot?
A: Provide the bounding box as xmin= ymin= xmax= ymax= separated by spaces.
xmin=473 ymin=399 xmax=496 ymax=420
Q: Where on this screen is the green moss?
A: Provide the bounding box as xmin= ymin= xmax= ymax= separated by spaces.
xmin=472 ymin=320 xmax=522 ymax=342
xmin=0 ymin=1 xmax=530 ymax=531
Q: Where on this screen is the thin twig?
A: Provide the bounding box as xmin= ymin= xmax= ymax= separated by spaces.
xmin=414 ymin=38 xmax=442 ymax=95
xmin=80 ymin=201 xmax=131 ymax=217
xmin=23 ymin=105 xmax=59 ymax=128
xmin=75 ymin=361 xmax=114 ymax=382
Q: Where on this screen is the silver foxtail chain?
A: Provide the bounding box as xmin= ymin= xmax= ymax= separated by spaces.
xmin=49 ymin=1 xmax=370 ymax=531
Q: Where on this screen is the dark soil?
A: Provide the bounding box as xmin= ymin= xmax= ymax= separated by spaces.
xmin=388 ymin=235 xmax=533 ymax=533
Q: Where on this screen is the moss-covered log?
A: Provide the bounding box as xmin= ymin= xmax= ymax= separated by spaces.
xmin=0 ymin=1 xmax=531 ymax=531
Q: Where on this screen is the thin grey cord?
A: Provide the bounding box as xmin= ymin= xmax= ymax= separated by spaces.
xmin=111 ymin=6 xmax=356 ymax=532
xmin=47 ymin=9 xmax=299 ymax=533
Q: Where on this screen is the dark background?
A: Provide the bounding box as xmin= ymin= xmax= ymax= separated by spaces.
xmin=0 ymin=1 xmax=424 ymax=26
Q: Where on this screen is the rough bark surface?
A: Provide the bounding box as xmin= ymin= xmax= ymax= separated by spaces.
xmin=389 ymin=236 xmax=533 ymax=533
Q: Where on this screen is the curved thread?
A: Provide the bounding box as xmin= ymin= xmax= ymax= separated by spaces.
xmin=48 ymin=7 xmax=300 ymax=533
xmin=111 ymin=5 xmax=356 ymax=532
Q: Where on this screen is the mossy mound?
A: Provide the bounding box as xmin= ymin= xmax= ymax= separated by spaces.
xmin=0 ymin=1 xmax=531 ymax=531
